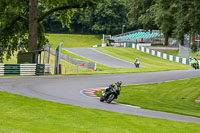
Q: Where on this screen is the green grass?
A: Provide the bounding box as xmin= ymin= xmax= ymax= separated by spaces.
xmin=159 ymin=50 xmax=179 ymax=56
xmin=0 ymin=91 xmax=199 ymax=133
xmin=47 ymin=34 xmax=102 ymax=49
xmin=97 ymin=47 xmax=191 ymax=71
xmin=114 ymin=77 xmax=200 ymax=117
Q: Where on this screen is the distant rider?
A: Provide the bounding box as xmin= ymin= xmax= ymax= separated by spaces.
xmin=190 ymin=57 xmax=199 ymax=69
xmin=134 ymin=58 xmax=140 ymax=68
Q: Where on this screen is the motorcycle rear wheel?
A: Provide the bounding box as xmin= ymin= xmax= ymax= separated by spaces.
xmin=107 ymin=94 xmax=115 ymax=103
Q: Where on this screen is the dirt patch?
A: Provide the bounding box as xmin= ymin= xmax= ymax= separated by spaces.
xmin=195 ymin=98 xmax=200 ymax=104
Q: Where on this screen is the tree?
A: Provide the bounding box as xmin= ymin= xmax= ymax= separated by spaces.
xmin=172 ymin=0 xmax=200 ymax=46
xmin=128 ymin=0 xmax=157 ymax=30
xmin=154 ymin=0 xmax=200 ymax=46
xmin=151 ymin=0 xmax=177 ymax=45
xmin=91 ymin=0 xmax=130 ymax=34
xmin=71 ymin=0 xmax=130 ymax=35
xmin=0 ymin=0 xmax=101 ymax=62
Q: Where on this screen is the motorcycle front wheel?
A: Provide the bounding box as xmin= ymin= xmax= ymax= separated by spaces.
xmin=107 ymin=94 xmax=115 ymax=103
xmin=100 ymin=96 xmax=105 ymax=102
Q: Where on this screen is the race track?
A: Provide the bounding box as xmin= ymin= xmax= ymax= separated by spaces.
xmin=0 ymin=70 xmax=200 ymax=124
xmin=64 ymin=48 xmax=139 ymax=68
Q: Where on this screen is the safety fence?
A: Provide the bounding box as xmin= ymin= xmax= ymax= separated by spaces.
xmin=50 ymin=49 xmax=96 ymax=70
xmin=125 ymin=43 xmax=190 ymax=64
xmin=92 ymin=42 xmax=190 ymax=65
xmin=0 ymin=64 xmax=50 ymax=76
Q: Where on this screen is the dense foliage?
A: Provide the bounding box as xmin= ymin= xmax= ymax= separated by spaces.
xmin=0 ymin=0 xmax=101 ymax=62
xmin=44 ymin=0 xmax=131 ymax=34
xmin=128 ymin=0 xmax=200 ymax=45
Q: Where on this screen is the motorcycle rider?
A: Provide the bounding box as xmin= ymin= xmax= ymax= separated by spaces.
xmin=105 ymin=81 xmax=122 ymax=96
xmin=190 ymin=57 xmax=199 ymax=69
xmin=134 ymin=58 xmax=140 ymax=68
xmin=193 ymin=58 xmax=199 ymax=69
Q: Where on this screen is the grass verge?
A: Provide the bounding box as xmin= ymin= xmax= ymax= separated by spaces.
xmin=46 ymin=34 xmax=102 ymax=49
xmin=114 ymin=77 xmax=200 ymax=117
xmin=0 ymin=91 xmax=199 ymax=133
xmin=97 ymin=47 xmax=191 ymax=71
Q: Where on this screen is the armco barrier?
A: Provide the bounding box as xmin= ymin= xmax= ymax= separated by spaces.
xmin=0 ymin=64 xmax=50 ymax=76
xmin=50 ymin=49 xmax=96 ymax=70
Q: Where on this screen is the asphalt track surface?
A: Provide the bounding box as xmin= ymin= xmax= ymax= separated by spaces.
xmin=0 ymin=70 xmax=200 ymax=124
xmin=63 ymin=48 xmax=139 ymax=68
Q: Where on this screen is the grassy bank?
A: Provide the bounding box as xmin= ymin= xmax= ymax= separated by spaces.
xmin=0 ymin=91 xmax=199 ymax=133
xmin=97 ymin=47 xmax=191 ymax=70
xmin=114 ymin=77 xmax=200 ymax=117
xmin=47 ymin=34 xmax=102 ymax=49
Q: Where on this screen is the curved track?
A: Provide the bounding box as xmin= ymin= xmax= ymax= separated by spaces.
xmin=0 ymin=70 xmax=200 ymax=124
xmin=64 ymin=48 xmax=139 ymax=68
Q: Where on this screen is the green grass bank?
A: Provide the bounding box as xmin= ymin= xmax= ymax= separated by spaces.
xmin=97 ymin=47 xmax=191 ymax=71
xmin=96 ymin=77 xmax=200 ymax=117
xmin=0 ymin=91 xmax=199 ymax=133
xmin=47 ymin=34 xmax=102 ymax=49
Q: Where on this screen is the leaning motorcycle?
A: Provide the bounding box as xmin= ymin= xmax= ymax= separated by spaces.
xmin=191 ymin=59 xmax=199 ymax=69
xmin=100 ymin=86 xmax=120 ymax=103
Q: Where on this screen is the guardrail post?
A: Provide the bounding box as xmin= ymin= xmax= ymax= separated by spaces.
xmin=54 ymin=42 xmax=63 ymax=74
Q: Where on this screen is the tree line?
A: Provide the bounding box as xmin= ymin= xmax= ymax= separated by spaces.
xmin=43 ymin=0 xmax=131 ymax=35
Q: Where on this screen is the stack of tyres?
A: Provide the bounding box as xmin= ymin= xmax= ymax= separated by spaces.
xmin=4 ymin=64 xmax=20 ymax=75
xmin=36 ymin=64 xmax=45 ymax=75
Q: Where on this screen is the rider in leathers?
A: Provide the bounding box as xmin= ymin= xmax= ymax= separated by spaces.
xmin=105 ymin=81 xmax=122 ymax=97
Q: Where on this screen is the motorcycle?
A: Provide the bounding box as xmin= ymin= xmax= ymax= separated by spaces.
xmin=135 ymin=62 xmax=140 ymax=68
xmin=191 ymin=59 xmax=199 ymax=69
xmin=100 ymin=86 xmax=120 ymax=103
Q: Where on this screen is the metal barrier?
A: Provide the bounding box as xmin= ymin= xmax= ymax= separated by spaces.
xmin=50 ymin=49 xmax=96 ymax=70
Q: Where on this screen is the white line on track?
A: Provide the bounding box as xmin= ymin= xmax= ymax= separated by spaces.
xmin=119 ymin=103 xmax=141 ymax=109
